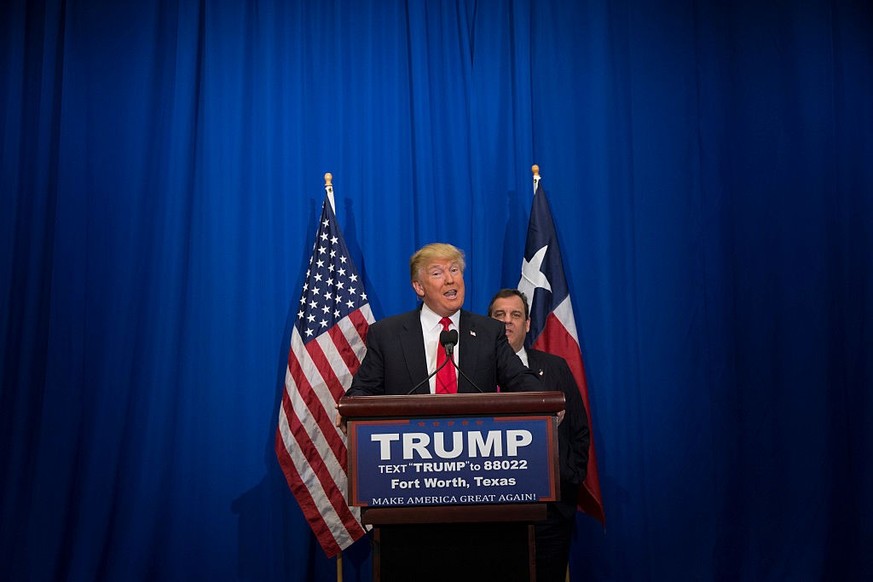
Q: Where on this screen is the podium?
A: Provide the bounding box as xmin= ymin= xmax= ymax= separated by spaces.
xmin=338 ymin=391 xmax=564 ymax=581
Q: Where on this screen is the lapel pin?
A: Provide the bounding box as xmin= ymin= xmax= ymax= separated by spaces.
xmin=469 ymin=330 xmax=476 ymax=336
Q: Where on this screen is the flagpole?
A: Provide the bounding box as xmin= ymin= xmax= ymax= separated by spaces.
xmin=325 ymin=172 xmax=336 ymax=213
xmin=531 ymin=164 xmax=540 ymax=193
xmin=327 ymin=171 xmax=341 ymax=582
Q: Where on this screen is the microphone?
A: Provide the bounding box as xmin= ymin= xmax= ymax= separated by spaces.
xmin=441 ymin=329 xmax=485 ymax=393
xmin=405 ymin=330 xmax=460 ymax=395
xmin=441 ymin=329 xmax=459 ymax=355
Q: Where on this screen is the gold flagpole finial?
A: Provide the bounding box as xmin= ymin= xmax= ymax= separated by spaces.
xmin=531 ymin=164 xmax=540 ymax=178
xmin=324 ymin=172 xmax=336 ymax=213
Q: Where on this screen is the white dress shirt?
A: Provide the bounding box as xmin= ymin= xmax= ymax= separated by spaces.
xmin=420 ymin=303 xmax=460 ymax=394
xmin=515 ymin=346 xmax=529 ymax=368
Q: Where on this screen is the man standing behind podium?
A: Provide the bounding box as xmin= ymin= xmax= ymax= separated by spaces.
xmin=347 ymin=243 xmax=541 ymax=396
xmin=488 ymin=288 xmax=590 ymax=582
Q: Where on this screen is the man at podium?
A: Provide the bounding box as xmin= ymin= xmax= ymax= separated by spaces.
xmin=343 ymin=244 xmax=544 ymax=580
xmin=346 ymin=243 xmax=541 ymax=397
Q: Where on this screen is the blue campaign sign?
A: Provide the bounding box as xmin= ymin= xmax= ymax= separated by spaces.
xmin=349 ymin=415 xmax=556 ymax=508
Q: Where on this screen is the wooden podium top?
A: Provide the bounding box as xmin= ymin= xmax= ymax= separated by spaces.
xmin=338 ymin=390 xmax=565 ymax=419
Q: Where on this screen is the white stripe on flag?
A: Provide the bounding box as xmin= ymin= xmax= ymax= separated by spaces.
xmin=276 ymin=394 xmax=359 ymax=549
xmin=552 ymin=295 xmax=580 ymax=343
xmin=290 ymin=331 xmax=346 ymax=443
xmin=316 ymin=331 xmax=354 ymax=392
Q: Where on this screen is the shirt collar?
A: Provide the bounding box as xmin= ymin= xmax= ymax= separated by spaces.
xmin=421 ymin=303 xmax=459 ymax=331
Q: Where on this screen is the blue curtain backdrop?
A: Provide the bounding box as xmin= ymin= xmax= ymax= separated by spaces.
xmin=2 ymin=0 xmax=871 ymax=580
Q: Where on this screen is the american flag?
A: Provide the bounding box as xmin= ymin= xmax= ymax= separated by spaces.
xmin=518 ymin=169 xmax=605 ymax=524
xmin=275 ymin=183 xmax=373 ymax=557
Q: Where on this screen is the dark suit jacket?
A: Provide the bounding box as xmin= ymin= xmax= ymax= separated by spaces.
xmin=527 ymin=348 xmax=589 ymax=518
xmin=346 ymin=308 xmax=542 ymax=396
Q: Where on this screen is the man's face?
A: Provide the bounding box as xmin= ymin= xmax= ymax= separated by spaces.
xmin=490 ymin=295 xmax=530 ymax=352
xmin=412 ymin=258 xmax=465 ymax=317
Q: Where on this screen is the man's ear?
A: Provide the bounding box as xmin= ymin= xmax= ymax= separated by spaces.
xmin=524 ymin=318 xmax=531 ymax=334
xmin=411 ymin=280 xmax=424 ymax=297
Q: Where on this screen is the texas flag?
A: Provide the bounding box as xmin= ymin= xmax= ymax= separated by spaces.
xmin=518 ymin=171 xmax=605 ymax=524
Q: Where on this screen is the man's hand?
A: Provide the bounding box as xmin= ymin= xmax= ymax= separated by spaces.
xmin=335 ymin=409 xmax=347 ymax=435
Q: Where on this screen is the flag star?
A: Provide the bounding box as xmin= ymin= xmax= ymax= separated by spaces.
xmin=311 ymin=287 xmax=320 ymax=295
xmin=322 ymin=305 xmax=331 ymax=313
xmin=361 ymin=292 xmax=367 ymax=300
xmin=320 ymin=319 xmax=328 ymax=328
xmin=318 ymin=245 xmax=327 ymax=254
xmin=326 ymin=278 xmax=334 ymax=287
xmin=305 ymin=269 xmax=310 ymax=277
xmin=349 ymin=287 xmax=357 ymax=295
xmin=309 ymin=300 xmax=317 ymax=309
xmin=307 ymin=313 xmax=316 ymax=323
xmin=321 ymin=232 xmax=328 ymax=241
xmin=303 ymin=282 xmax=309 ymax=291
xmin=305 ymin=328 xmax=314 ymax=337
xmin=346 ymin=299 xmax=355 ymax=308
xmin=322 ymin=219 xmax=329 ymax=227
xmin=316 ymin=259 xmax=324 ymax=268
xmin=340 ymin=256 xmax=347 ymax=264
xmin=331 ymin=236 xmax=338 ymax=244
xmin=328 ymin=264 xmax=335 ymax=272
xmin=299 ymin=296 xmax=306 ymax=305
xmin=324 ymin=291 xmax=333 ymax=300
xmin=334 ymin=309 xmax=341 ymax=318
xmin=520 ymin=245 xmax=553 ymax=308
xmin=336 ymin=281 xmax=345 ymax=290
xmin=330 ymin=249 xmax=336 ymax=258
xmin=298 ymin=310 xmax=304 ymax=318
xmin=314 ymin=273 xmax=323 ymax=282
xmin=337 ymin=268 xmax=346 ymax=277
xmin=350 ymin=274 xmax=358 ymax=282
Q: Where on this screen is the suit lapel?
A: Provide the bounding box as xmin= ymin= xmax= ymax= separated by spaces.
xmin=527 ymin=349 xmax=546 ymax=381
xmin=458 ymin=310 xmax=480 ymax=381
xmin=399 ymin=309 xmax=428 ymax=385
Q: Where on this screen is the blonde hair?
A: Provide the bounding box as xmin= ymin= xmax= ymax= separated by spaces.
xmin=409 ymin=243 xmax=466 ymax=281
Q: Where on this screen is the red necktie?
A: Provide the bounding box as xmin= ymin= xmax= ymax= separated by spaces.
xmin=436 ymin=317 xmax=457 ymax=394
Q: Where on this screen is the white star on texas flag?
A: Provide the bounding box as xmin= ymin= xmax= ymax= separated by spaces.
xmin=519 ymin=244 xmax=552 ymax=307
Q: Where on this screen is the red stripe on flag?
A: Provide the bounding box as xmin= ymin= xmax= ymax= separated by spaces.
xmin=307 ymin=335 xmax=347 ymax=402
xmin=347 ymin=309 xmax=370 ymax=345
xmin=275 ymin=423 xmax=366 ymax=558
xmin=274 ymin=427 xmax=343 ymax=557
xmin=533 ymin=313 xmax=605 ymax=524
xmin=290 ymin=344 xmax=348 ymax=468
xmin=327 ymin=323 xmax=363 ymax=380
xmin=283 ymin=393 xmax=365 ymax=541
xmin=534 ymin=313 xmax=589 ymax=392
xmin=278 ymin=365 xmax=366 ymax=553
xmin=276 ymin=192 xmax=371 ymax=557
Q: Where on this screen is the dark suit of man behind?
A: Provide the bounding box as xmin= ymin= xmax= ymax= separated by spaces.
xmin=347 ymin=307 xmax=539 ymax=395
xmin=527 ymin=348 xmax=589 ymax=581
xmin=489 ymin=289 xmax=589 ymax=582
